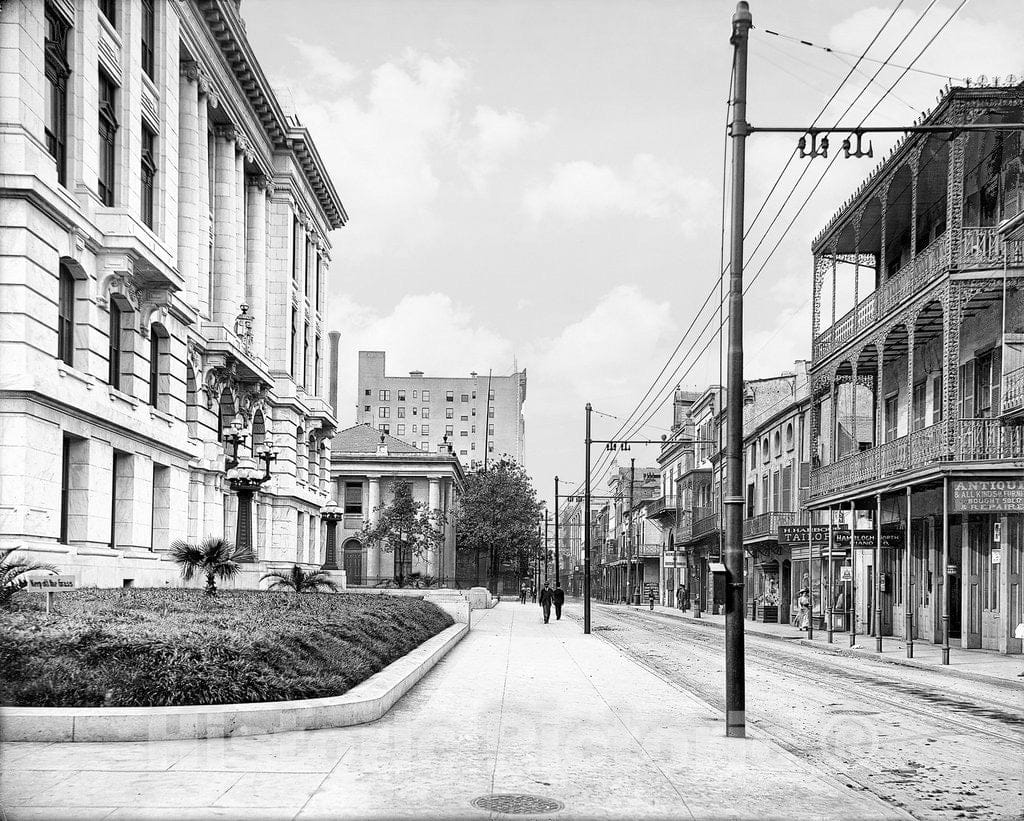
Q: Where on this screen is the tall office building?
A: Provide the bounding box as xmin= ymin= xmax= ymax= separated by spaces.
xmin=356 ymin=351 xmax=526 ymax=467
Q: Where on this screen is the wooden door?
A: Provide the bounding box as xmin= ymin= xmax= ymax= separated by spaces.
xmin=1006 ymin=516 xmax=1022 ymax=654
xmin=982 ymin=515 xmax=1001 ymax=650
xmin=948 ymin=523 xmax=963 ymax=639
xmin=343 ymin=542 xmax=363 ymax=586
xmin=963 ymin=517 xmax=982 ymax=648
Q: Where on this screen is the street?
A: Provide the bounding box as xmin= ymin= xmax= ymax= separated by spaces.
xmin=576 ymin=604 xmax=1024 ymax=820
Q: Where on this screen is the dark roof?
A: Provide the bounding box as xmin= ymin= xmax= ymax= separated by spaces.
xmin=330 ymin=424 xmax=420 ymax=454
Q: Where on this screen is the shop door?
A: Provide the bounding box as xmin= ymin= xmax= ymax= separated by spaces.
xmin=963 ymin=517 xmax=983 ymax=649
xmin=867 ymin=565 xmax=874 ymax=635
xmin=948 ymin=524 xmax=962 ymax=639
xmin=981 ymin=516 xmax=1000 ymax=650
xmin=1007 ymin=517 xmax=1022 ymax=654
xmin=913 ymin=522 xmax=932 ymax=641
xmin=880 ymin=550 xmax=895 ymax=635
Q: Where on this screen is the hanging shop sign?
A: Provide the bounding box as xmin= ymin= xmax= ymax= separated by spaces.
xmin=839 ymin=566 xmax=853 ymax=582
xmin=950 ymin=480 xmax=1024 ymax=513
xmin=777 ymin=525 xmax=904 ymax=549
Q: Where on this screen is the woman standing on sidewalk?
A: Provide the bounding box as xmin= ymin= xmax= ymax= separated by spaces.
xmin=795 ymin=587 xmax=811 ymax=631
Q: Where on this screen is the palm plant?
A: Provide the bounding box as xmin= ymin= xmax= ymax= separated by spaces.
xmin=261 ymin=565 xmax=339 ymax=594
xmin=0 ymin=551 xmax=57 ymax=607
xmin=170 ymin=537 xmax=241 ymax=596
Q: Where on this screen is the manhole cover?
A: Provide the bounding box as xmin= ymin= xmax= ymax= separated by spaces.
xmin=471 ymin=794 xmax=564 ymax=815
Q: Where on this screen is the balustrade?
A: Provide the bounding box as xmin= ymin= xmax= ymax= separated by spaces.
xmin=1003 ymin=366 xmax=1024 ymax=416
xmin=742 ymin=511 xmax=800 ymax=539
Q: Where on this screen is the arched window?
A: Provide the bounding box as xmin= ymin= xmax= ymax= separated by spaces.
xmin=186 ymin=363 xmax=199 ymax=429
xmin=296 ymin=426 xmax=306 ymax=481
xmin=308 ymin=434 xmax=317 ymax=481
xmin=785 ymin=422 xmax=794 ymax=451
xmin=761 ymin=438 xmax=769 ymax=463
xmin=218 ymin=388 xmax=236 ymax=442
xmin=108 ymin=300 xmax=123 ymax=389
xmin=57 ymin=261 xmax=75 ymax=365
xmin=251 ymin=410 xmax=266 ymax=451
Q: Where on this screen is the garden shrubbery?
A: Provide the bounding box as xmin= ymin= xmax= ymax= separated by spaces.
xmin=0 ymin=588 xmax=453 ymax=707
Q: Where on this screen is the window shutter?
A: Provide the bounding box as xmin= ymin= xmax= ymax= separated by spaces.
xmin=991 ymin=346 xmax=1002 ymax=416
xmin=960 ymin=361 xmax=975 ymax=419
xmin=799 ymin=461 xmax=810 ymax=488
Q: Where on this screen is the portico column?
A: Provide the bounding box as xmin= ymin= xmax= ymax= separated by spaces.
xmin=213 ymin=126 xmax=239 ymax=326
xmin=235 ymin=144 xmax=247 ymax=314
xmin=367 ymin=476 xmax=381 ymax=582
xmin=196 ymin=93 xmax=211 ymax=318
xmin=246 ymin=174 xmax=268 ymax=358
xmin=177 ymin=65 xmax=200 ymax=304
xmin=426 ymin=476 xmax=441 ymax=577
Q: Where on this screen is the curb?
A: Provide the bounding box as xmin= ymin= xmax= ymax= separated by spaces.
xmin=0 ymin=622 xmax=469 ymax=743
xmin=610 ymin=604 xmax=1019 ymax=689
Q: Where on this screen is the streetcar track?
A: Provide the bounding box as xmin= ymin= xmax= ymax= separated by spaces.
xmin=602 ymin=606 xmax=1024 ymax=745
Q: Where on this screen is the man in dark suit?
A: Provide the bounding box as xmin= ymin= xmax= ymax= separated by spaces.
xmin=552 ymin=581 xmax=566 ymax=620
xmin=538 ymin=581 xmax=553 ymax=623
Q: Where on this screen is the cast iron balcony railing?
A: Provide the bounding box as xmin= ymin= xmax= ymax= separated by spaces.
xmin=1002 ymin=366 xmax=1024 ymax=418
xmin=691 ymin=506 xmax=720 ymax=538
xmin=743 ymin=511 xmax=804 ymax=539
xmin=645 ymin=495 xmax=675 ymax=519
xmin=810 ymin=418 xmax=1024 ymax=497
xmin=813 ymin=228 xmax=1023 ymax=362
xmin=636 ymin=543 xmax=661 ymax=557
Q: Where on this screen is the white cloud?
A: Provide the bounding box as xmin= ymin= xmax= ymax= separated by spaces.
xmin=279 ymin=47 xmax=546 ymax=259
xmin=523 ymin=154 xmax=716 ymax=229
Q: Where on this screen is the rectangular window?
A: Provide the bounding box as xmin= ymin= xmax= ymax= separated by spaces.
xmin=140 ymin=123 xmax=156 ymax=228
xmin=292 ymin=218 xmax=301 ymax=281
xmin=412 ymin=424 xmax=417 ymax=434
xmin=959 ymin=360 xmax=975 ymax=419
xmin=314 ymin=337 xmax=321 ymax=394
xmin=446 ymin=391 xmax=454 ymax=402
xmin=57 ymin=263 xmax=75 ymax=365
xmin=471 ymin=442 xmax=476 ymax=450
xmin=772 ymin=469 xmax=781 ymax=512
xmin=140 ymin=0 xmax=154 ymax=78
xmin=489 ymin=389 xmax=495 ymax=400
xmin=445 ymin=425 xmax=453 ymax=435
xmin=290 ymin=308 xmax=297 ymax=377
xmin=304 ymin=238 xmax=312 ymax=296
xmin=379 ymin=424 xmax=389 ymax=434
xmin=931 ymin=373 xmax=944 ymax=423
xmin=98 ymin=71 xmax=118 ymax=206
xmin=912 ymin=381 xmax=927 ymax=431
xmin=460 ymin=430 xmax=468 ymax=437
xmin=397 ymin=407 xmax=405 ymax=419
xmin=461 ymin=394 xmax=469 ymax=402
xmin=471 ymin=424 xmax=476 ymax=434
xmin=379 ymin=389 xmax=390 ymax=401
xmin=446 ymin=408 xmax=454 ymax=419
xmin=460 ymin=415 xmax=468 ymax=422
xmin=761 ymin=474 xmax=768 ymax=515
xmin=781 ymin=463 xmax=793 ymax=511
xmin=364 ymin=388 xmax=371 ymax=396
xmin=363 ymin=405 xmax=370 ymax=412
xmin=421 ymin=424 xmax=429 ymax=435
xmin=884 ymin=394 xmax=899 ymax=442
xmin=488 ymin=425 xmax=494 ymax=436
xmin=99 ymin=0 xmax=116 ymax=26
xmin=471 ymin=408 xmax=477 ymax=416
xmin=398 ymin=390 xmax=406 ymax=401
xmin=44 ymin=5 xmax=70 ymax=186
xmin=974 ymin=349 xmax=1001 ymax=418
xmin=421 ymin=441 xmax=429 ymax=451
xmin=396 ymin=424 xmax=405 ymax=436
xmin=342 ymin=483 xmax=362 ymax=518
xmin=471 ymin=391 xmax=476 ymax=400
xmin=108 ymin=301 xmax=122 ymax=389
xmin=488 ymin=408 xmax=494 ymax=418
xmin=422 ymin=390 xmax=430 ymax=401
xmin=412 ymin=407 xmax=417 ymax=416
xmin=60 ymin=435 xmax=72 ymax=542
xmin=315 ymin=253 xmax=322 ymax=311
xmin=378 ymin=407 xmax=389 ymax=418
xmin=422 ymin=408 xmax=430 ymax=419
xmin=303 ymin=322 xmax=310 ymax=390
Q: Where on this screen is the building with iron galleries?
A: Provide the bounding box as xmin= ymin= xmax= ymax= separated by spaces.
xmin=807 ymin=80 xmax=1023 ymax=654
xmin=647 ymin=387 xmax=701 ymax=606
xmin=599 ymin=464 xmax=659 ymax=604
xmin=356 ymin=351 xmax=527 ymax=468
xmin=0 ymin=0 xmax=346 ymax=587
xmin=327 ymin=424 xmax=463 ymax=588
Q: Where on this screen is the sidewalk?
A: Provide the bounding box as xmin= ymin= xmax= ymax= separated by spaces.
xmin=0 ymin=602 xmax=905 ymax=820
xmin=634 ymin=602 xmax=1024 ymax=685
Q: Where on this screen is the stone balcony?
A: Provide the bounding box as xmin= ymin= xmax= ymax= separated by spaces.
xmin=810 ymin=418 xmax=1024 ymax=498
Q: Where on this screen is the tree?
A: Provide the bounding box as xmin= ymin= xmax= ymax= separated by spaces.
xmin=0 ymin=550 xmax=58 ymax=607
xmin=456 ymin=458 xmax=543 ymax=592
xmin=359 ymin=480 xmax=446 ymax=587
xmin=261 ymin=565 xmax=339 ymax=594
xmin=171 ymin=537 xmax=241 ymax=595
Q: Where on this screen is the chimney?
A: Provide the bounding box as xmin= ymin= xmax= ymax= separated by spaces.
xmin=328 ymin=331 xmax=341 ymax=415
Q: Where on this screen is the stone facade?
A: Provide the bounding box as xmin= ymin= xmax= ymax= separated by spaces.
xmin=0 ymin=0 xmax=346 ymax=587
xmin=356 ymin=350 xmax=527 ymax=468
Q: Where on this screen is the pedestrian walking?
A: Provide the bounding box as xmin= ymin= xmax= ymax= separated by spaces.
xmin=539 ymin=581 xmax=553 ymax=623
xmin=648 ymin=587 xmax=656 ymax=610
xmin=552 ymin=581 xmax=565 ymax=620
xmin=530 ymin=585 xmax=537 ymax=603
xmin=519 ymin=582 xmax=528 ymax=605
xmin=796 ymin=587 xmax=811 ymax=631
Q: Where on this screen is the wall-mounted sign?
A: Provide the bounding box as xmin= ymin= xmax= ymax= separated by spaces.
xmin=777 ymin=525 xmax=904 ymax=549
xmin=950 ymin=480 xmax=1024 ymax=513
xmin=839 ymin=566 xmax=853 ymax=582
xmin=992 ymin=549 xmax=1002 ymax=565
xmin=946 ymin=564 xmax=958 ymax=575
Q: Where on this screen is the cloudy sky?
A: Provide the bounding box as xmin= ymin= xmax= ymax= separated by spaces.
xmin=242 ymin=0 xmax=1023 ymax=501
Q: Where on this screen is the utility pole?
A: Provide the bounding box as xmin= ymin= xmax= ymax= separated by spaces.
xmin=483 ymin=369 xmax=492 ymax=470
xmin=544 ymin=508 xmax=549 ymax=582
xmin=584 ymin=403 xmax=592 ymax=634
xmin=554 ymin=476 xmax=560 ymax=586
xmin=723 ymin=0 xmax=751 ymax=739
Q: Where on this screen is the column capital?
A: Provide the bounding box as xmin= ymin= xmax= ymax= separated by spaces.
xmin=247 ymin=172 xmax=271 ymax=190
xmin=214 ymin=123 xmax=238 ymax=142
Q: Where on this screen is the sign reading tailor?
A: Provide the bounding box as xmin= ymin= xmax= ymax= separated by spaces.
xmin=777 ymin=525 xmax=904 ymax=548
xmin=950 ymin=480 xmax=1024 ymax=513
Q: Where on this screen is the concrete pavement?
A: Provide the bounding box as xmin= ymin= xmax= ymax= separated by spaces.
xmin=1 ymin=601 xmax=905 ymax=820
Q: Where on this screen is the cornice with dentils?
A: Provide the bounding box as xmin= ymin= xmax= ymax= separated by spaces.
xmin=194 ymin=0 xmax=348 ymax=230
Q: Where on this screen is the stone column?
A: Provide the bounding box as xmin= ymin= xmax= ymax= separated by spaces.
xmin=196 ymin=94 xmax=211 ymax=318
xmin=234 ymin=141 xmax=247 ymax=319
xmin=246 ymin=175 xmax=268 ymax=358
xmin=367 ymin=476 xmax=381 ymax=581
xmin=177 ymin=65 xmax=200 ymax=304
xmin=423 ymin=476 xmax=441 ymax=576
xmin=213 ymin=126 xmax=239 ymax=326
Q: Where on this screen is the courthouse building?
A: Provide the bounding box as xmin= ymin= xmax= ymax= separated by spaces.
xmin=807 ymin=80 xmax=1023 ymax=654
xmin=0 ymin=0 xmax=346 ymax=586
xmin=356 ymin=350 xmax=527 ymax=468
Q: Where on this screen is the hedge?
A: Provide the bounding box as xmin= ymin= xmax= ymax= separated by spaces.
xmin=0 ymin=588 xmax=453 ymax=707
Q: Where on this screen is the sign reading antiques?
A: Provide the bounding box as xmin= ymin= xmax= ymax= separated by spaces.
xmin=777 ymin=524 xmax=904 ymax=549
xmin=950 ymin=480 xmax=1024 ymax=513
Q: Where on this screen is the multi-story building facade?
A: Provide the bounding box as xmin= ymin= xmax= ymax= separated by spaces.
xmin=741 ymin=365 xmax=812 ymax=625
xmin=807 ymin=81 xmax=1023 ymax=654
xmin=601 ymin=464 xmax=658 ymax=603
xmin=356 ymin=351 xmax=526 ymax=467
xmin=328 ymin=424 xmax=463 ymax=587
xmin=0 ymin=0 xmax=345 ymax=586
